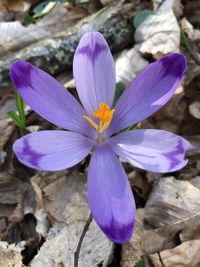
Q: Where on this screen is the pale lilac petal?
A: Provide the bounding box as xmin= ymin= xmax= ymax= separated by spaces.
xmin=10 ymin=60 xmax=94 ymax=137
xmin=107 ymin=53 xmax=186 ymax=136
xmin=108 ymin=130 xmax=192 ymax=173
xmin=73 ymin=32 xmax=115 ymax=116
xmin=88 ymin=144 xmax=136 ymax=243
xmin=13 ymin=130 xmax=94 ymax=171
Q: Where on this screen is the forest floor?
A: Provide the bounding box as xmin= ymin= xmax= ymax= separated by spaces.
xmin=0 ymin=0 xmax=200 ymax=266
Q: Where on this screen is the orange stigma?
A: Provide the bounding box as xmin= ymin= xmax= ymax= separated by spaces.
xmin=84 ymin=103 xmax=115 ymax=133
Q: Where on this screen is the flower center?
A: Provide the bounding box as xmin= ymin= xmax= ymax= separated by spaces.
xmin=83 ymin=103 xmax=115 ymax=133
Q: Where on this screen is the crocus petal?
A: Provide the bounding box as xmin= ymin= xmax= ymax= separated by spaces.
xmin=107 ymin=53 xmax=186 ymax=136
xmin=108 ymin=130 xmax=192 ymax=173
xmin=73 ymin=32 xmax=116 ymax=116
xmin=13 ymin=130 xmax=94 ymax=171
xmin=10 ymin=60 xmax=94 ymax=137
xmin=88 ymin=144 xmax=136 ymax=243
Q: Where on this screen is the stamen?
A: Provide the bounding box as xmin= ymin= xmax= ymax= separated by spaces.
xmin=83 ymin=115 xmax=99 ymax=130
xmin=83 ymin=103 xmax=115 ymax=133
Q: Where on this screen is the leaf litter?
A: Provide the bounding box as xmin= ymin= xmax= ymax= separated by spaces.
xmin=0 ymin=0 xmax=200 ymax=266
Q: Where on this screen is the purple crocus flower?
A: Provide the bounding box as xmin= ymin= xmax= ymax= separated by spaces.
xmin=10 ymin=32 xmax=191 ymax=243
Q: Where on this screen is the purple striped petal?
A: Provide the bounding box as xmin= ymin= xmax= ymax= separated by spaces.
xmin=73 ymin=32 xmax=116 ymax=116
xmin=107 ymin=53 xmax=186 ymax=136
xmin=13 ymin=130 xmax=94 ymax=171
xmin=10 ymin=60 xmax=94 ymax=137
xmin=88 ymin=144 xmax=136 ymax=243
xmin=108 ymin=130 xmax=192 ymax=173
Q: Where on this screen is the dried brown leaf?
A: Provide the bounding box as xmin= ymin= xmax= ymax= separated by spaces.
xmin=147 ymin=176 xmax=200 ymax=219
xmin=144 ymin=213 xmax=200 ymax=254
xmin=143 ymin=175 xmax=200 ymax=230
xmin=135 ymin=10 xmax=180 ymax=58
xmin=0 ymin=241 xmax=25 ymax=267
xmin=115 ymin=47 xmax=148 ymax=87
xmin=150 ymin=239 xmax=200 ymax=267
xmin=30 ymin=171 xmax=113 ymax=267
xmin=142 ymin=177 xmax=200 ymax=255
xmin=0 ymin=172 xmax=26 ymax=219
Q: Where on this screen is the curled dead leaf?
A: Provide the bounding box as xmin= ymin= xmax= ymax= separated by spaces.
xmin=135 ymin=10 xmax=180 ymax=58
xmin=115 ymin=47 xmax=148 ymax=87
xmin=150 ymin=239 xmax=200 ymax=267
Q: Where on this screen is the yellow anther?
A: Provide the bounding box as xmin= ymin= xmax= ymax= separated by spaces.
xmin=93 ymin=103 xmax=113 ymax=122
xmin=84 ymin=103 xmax=115 ymax=133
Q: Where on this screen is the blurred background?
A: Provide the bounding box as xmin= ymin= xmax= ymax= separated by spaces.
xmin=0 ymin=0 xmax=200 ymax=266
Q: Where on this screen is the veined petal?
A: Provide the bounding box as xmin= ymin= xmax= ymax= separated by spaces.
xmin=13 ymin=131 xmax=94 ymax=171
xmin=88 ymin=144 xmax=136 ymax=243
xmin=10 ymin=60 xmax=94 ymax=137
xmin=108 ymin=130 xmax=192 ymax=173
xmin=73 ymin=32 xmax=116 ymax=116
xmin=107 ymin=53 xmax=186 ymax=136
